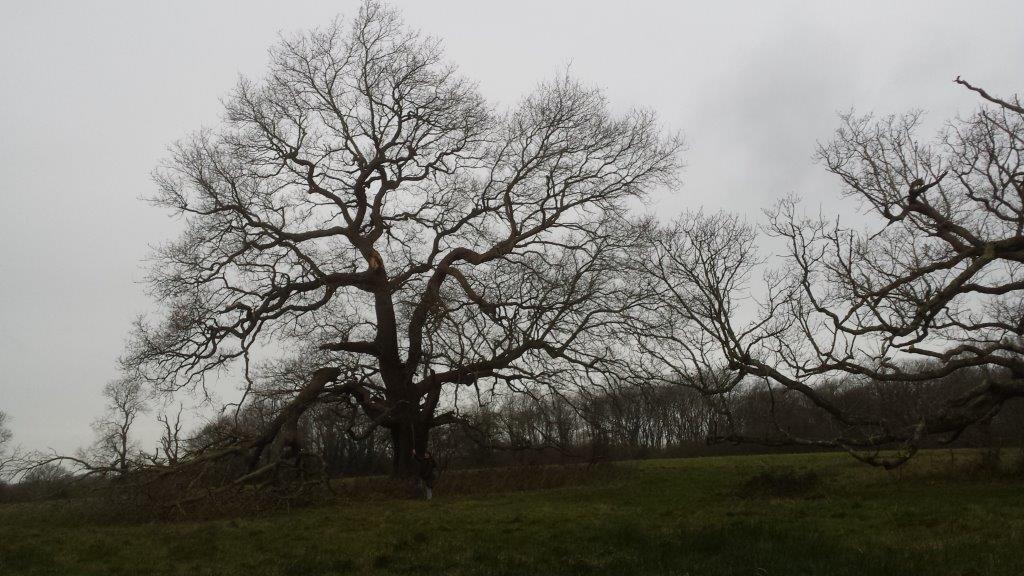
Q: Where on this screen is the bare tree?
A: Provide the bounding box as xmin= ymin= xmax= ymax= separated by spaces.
xmin=90 ymin=377 xmax=149 ymax=473
xmin=0 ymin=410 xmax=17 ymax=480
xmin=638 ymin=79 xmax=1024 ymax=467
xmin=0 ymin=411 xmax=11 ymax=451
xmin=125 ymin=1 xmax=681 ymax=479
xmin=151 ymin=404 xmax=185 ymax=466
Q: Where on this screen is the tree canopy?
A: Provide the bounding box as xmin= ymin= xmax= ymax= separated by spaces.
xmin=636 ymin=79 xmax=1024 ymax=466
xmin=125 ymin=1 xmax=681 ymax=477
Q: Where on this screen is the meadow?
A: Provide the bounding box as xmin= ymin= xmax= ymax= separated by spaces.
xmin=1 ymin=450 xmax=1022 ymax=575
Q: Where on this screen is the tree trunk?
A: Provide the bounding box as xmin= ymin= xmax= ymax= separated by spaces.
xmin=390 ymin=422 xmax=429 ymax=478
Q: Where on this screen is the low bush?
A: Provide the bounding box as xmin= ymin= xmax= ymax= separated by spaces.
xmin=740 ymin=468 xmax=822 ymax=498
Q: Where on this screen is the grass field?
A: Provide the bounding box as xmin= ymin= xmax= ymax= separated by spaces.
xmin=1 ymin=450 xmax=1022 ymax=575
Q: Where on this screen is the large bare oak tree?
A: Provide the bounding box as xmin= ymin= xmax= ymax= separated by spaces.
xmin=126 ymin=2 xmax=681 ymax=478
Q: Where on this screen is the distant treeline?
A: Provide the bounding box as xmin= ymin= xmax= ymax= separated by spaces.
xmin=196 ymin=367 xmax=1024 ymax=476
xmin=5 ymin=367 xmax=1022 ymax=504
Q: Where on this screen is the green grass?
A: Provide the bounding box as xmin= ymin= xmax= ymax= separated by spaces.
xmin=1 ymin=450 xmax=1022 ymax=575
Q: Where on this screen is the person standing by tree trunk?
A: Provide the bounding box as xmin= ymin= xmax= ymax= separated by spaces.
xmin=413 ymin=449 xmax=438 ymax=500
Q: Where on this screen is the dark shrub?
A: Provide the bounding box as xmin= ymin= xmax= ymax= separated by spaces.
xmin=740 ymin=468 xmax=822 ymax=498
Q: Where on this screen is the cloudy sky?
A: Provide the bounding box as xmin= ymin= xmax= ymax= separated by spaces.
xmin=1 ymin=0 xmax=1022 ymax=454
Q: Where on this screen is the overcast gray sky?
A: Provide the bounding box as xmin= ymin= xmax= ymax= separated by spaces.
xmin=1 ymin=0 xmax=1022 ymax=454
